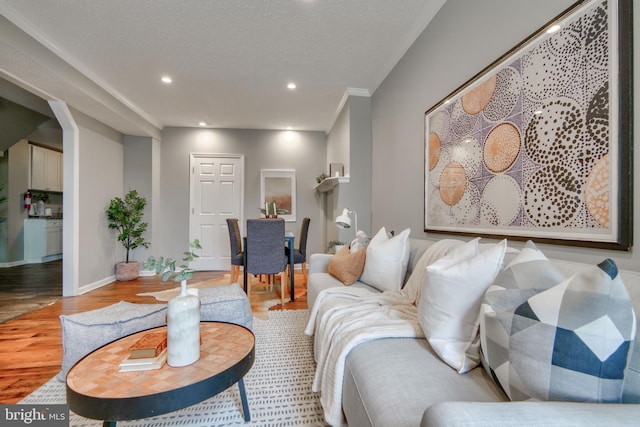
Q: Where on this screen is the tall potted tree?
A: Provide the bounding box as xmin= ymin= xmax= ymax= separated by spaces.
xmin=106 ymin=189 xmax=150 ymax=281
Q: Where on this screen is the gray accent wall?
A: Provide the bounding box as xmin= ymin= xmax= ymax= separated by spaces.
xmin=70 ymin=109 xmax=124 ymax=286
xmin=371 ymin=0 xmax=640 ymax=271
xmin=326 ymin=96 xmax=372 ymax=246
xmin=6 ymin=140 xmax=29 ymax=262
xmin=123 ymin=135 xmax=159 ymax=263
xmin=158 ymin=127 xmax=327 ymax=262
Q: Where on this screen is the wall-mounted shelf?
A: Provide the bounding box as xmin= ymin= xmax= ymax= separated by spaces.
xmin=314 ymin=176 xmax=350 ymax=193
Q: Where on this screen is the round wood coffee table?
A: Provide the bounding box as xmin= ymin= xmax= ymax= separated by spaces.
xmin=66 ymin=322 xmax=255 ymax=427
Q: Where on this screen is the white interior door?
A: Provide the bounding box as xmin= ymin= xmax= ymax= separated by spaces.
xmin=189 ymin=154 xmax=244 ymax=270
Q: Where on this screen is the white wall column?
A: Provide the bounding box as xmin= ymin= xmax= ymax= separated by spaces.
xmin=49 ymin=100 xmax=79 ymax=297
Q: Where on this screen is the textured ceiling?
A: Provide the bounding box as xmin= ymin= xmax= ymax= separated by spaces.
xmin=0 ymin=0 xmax=445 ymax=134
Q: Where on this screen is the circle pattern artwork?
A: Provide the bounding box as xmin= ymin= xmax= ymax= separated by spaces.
xmin=451 ymin=99 xmax=479 ymax=138
xmin=586 ymin=82 xmax=609 ymax=158
xmin=452 ymin=182 xmax=480 ymax=224
xmin=484 ymin=123 xmax=521 ymax=173
xmin=425 ymin=2 xmax=613 ymax=238
xmin=525 ymin=165 xmax=581 ymax=227
xmin=483 ymin=67 xmax=522 ymax=122
xmin=428 ymin=132 xmax=442 ymax=171
xmin=521 ymin=27 xmax=581 ymax=102
xmin=524 ymin=97 xmax=583 ymax=166
xmin=430 ymin=110 xmax=451 ymax=142
xmin=583 ymin=2 xmax=608 ymax=71
xmin=439 ymin=162 xmax=467 ymax=206
xmin=462 ymin=75 xmax=497 ymax=115
xmin=450 ymin=137 xmax=482 ymax=179
xmin=481 ymin=175 xmax=521 ymax=226
xmin=585 ymin=154 xmax=609 ymax=228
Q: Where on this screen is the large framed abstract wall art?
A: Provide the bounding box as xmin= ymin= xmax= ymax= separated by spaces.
xmin=424 ymin=0 xmax=632 ymax=250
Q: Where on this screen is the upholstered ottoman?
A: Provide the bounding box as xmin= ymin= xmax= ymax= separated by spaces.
xmin=57 ymin=284 xmax=253 ymax=381
xmin=57 ymin=301 xmax=167 ymax=381
xmin=198 ymin=283 xmax=253 ymax=330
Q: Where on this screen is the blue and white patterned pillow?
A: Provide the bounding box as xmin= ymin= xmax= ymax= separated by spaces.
xmin=480 ymin=241 xmax=636 ymax=402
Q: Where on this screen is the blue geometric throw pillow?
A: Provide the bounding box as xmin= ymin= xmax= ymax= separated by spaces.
xmin=481 ymin=242 xmax=636 ymax=403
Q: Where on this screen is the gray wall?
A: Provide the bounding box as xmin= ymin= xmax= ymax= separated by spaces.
xmin=326 ymin=98 xmax=350 ymax=245
xmin=158 ymin=127 xmax=327 ymax=261
xmin=0 ymin=152 xmax=6 ymax=261
xmin=6 ymin=140 xmax=29 ymax=262
xmin=71 ymin=109 xmax=124 ymax=285
xmin=346 ymin=96 xmax=372 ymax=237
xmin=325 ymin=96 xmax=373 ymax=247
xmin=371 ymin=0 xmax=640 ymax=271
xmin=123 ymin=135 xmax=159 ymax=263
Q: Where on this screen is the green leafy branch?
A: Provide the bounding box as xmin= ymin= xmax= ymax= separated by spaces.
xmin=143 ymin=239 xmax=202 ymax=282
xmin=106 ymin=189 xmax=149 ymax=262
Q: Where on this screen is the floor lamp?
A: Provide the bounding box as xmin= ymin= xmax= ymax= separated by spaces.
xmin=335 ymin=208 xmax=358 ymax=235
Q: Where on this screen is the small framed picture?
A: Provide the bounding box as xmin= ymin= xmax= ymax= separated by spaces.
xmin=329 ymin=163 xmax=344 ymax=177
xmin=260 ymin=169 xmax=296 ymax=222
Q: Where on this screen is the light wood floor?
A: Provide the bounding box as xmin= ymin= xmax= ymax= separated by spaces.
xmin=0 ymin=271 xmax=307 ymax=404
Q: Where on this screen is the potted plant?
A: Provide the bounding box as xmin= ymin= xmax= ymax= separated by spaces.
xmin=106 ymin=189 xmax=150 ymax=281
xmin=144 ymin=240 xmax=202 ymax=366
xmin=143 ymin=239 xmax=201 ymax=283
xmin=327 ymin=240 xmax=345 ymax=254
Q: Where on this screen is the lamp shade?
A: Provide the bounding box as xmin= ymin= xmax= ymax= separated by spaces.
xmin=335 ymin=208 xmax=352 ymax=229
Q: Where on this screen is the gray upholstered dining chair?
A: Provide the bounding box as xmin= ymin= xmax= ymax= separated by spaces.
xmin=226 ymin=218 xmax=244 ymax=283
xmin=243 ymin=218 xmax=288 ymax=304
xmin=285 ymin=217 xmax=311 ymax=286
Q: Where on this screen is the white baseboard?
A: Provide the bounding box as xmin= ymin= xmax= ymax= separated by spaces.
xmin=0 ymin=260 xmax=26 ymax=268
xmin=139 ymin=269 xmax=157 ymax=277
xmin=78 ymin=275 xmax=115 ymax=295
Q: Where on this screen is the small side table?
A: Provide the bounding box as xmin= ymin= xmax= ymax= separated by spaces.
xmin=66 ymin=322 xmax=255 ymax=426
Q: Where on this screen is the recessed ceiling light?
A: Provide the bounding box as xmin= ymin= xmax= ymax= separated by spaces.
xmin=199 ymin=122 xmax=207 ymax=126
xmin=161 ymin=76 xmax=172 ymax=83
xmin=546 ymin=24 xmax=561 ymax=34
xmin=287 ymin=82 xmax=297 ymax=90
xmin=286 ymin=126 xmax=293 ymax=130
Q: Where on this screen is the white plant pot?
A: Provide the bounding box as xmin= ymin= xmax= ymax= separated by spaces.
xmin=166 ymin=280 xmax=200 ymax=367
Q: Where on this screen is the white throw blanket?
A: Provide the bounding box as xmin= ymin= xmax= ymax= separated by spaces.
xmin=305 ymin=239 xmax=464 ymax=426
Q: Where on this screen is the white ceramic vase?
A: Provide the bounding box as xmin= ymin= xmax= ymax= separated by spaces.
xmin=166 ymin=280 xmax=200 ymax=367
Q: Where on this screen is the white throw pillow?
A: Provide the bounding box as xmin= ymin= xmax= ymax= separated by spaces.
xmin=349 ymin=230 xmax=371 ymax=253
xmin=419 ymin=238 xmax=507 ymax=373
xmin=359 ymin=227 xmax=411 ymax=292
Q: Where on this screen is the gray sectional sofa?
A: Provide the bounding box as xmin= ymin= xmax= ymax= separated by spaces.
xmin=307 ymin=238 xmax=640 ymax=427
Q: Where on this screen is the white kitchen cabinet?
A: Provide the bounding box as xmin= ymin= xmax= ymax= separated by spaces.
xmin=46 ymin=220 xmax=63 ymax=256
xmin=24 ymin=219 xmax=63 ymax=263
xmin=30 ymin=144 xmax=63 ymax=192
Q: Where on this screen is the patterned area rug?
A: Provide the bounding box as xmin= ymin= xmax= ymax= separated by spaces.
xmin=20 ymin=310 xmax=327 ymax=426
xmin=138 ymin=273 xmax=308 ymax=319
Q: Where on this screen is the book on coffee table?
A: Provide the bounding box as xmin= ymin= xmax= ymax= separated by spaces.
xmin=119 ymin=349 xmax=167 ymax=372
xmin=128 ymin=331 xmax=167 ymax=359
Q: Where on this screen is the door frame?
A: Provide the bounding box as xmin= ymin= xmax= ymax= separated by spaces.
xmin=188 ymin=153 xmax=245 ymax=270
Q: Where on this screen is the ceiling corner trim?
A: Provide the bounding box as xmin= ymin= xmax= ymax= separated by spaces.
xmin=324 ymin=87 xmax=371 ymax=133
xmin=369 ymin=0 xmax=448 ymax=95
xmin=346 ymin=87 xmax=371 ymax=97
